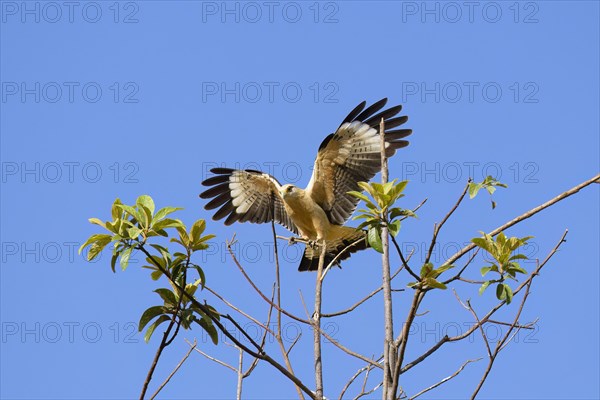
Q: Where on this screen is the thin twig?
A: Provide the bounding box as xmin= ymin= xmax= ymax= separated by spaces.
xmin=409 ymin=358 xmax=481 ymax=400
xmin=226 ymin=240 xmax=311 ymax=325
xmin=139 ymin=291 xmax=183 ymax=399
xmin=243 ymin=284 xmax=276 ymax=378
xmin=472 ymin=277 xmax=534 ymax=399
xmin=149 ymin=339 xmax=197 ymax=400
xmin=390 ymin=235 xmax=420 ymax=281
xmin=401 ymin=230 xmax=568 ymax=376
xmin=424 ymin=180 xmax=470 ymax=265
xmin=322 ymin=267 xmax=403 ymax=318
xmin=442 ymin=174 xmax=598 ymax=268
xmin=339 ymin=364 xmax=371 ymax=400
xmin=204 ymin=285 xmax=275 ymax=335
xmin=189 ymin=341 xmax=236 ymax=372
xmin=271 ymin=218 xmax=305 ymax=400
xmin=136 ymin=245 xmax=317 ymax=400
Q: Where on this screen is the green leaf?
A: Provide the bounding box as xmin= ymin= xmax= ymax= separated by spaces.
xmin=138 ymin=305 xmax=167 ymax=332
xmin=507 ymin=262 xmax=527 ymax=275
xmin=496 ymin=283 xmax=506 ymax=301
xmin=116 ymin=204 xmax=142 ymax=224
xmin=155 ymin=288 xmax=178 ymax=306
xmin=357 ymin=181 xmax=376 ymax=199
xmin=390 ymin=207 xmax=416 ymax=220
xmin=388 ymin=220 xmax=401 ymax=237
xmin=368 ymin=226 xmax=383 ymax=253
xmin=503 ymin=284 xmax=513 ymax=304
xmin=79 ymin=234 xmax=112 ymax=255
xmin=481 ymin=266 xmax=493 ymax=277
xmin=423 ymin=277 xmax=447 ymax=290
xmin=348 ymin=191 xmax=375 ymax=208
xmin=87 ymin=237 xmax=111 ymax=261
xmin=197 ymin=317 xmax=219 ymax=345
xmin=137 ymin=195 xmax=155 ymax=215
xmin=111 ymin=198 xmax=123 ymax=220
xmin=127 ymin=227 xmax=142 ymax=240
xmin=190 ymin=219 xmax=206 ymax=244
xmin=479 ymin=281 xmax=491 ymax=295
xmin=110 ymin=253 xmax=118 ymax=273
xmin=434 ymin=264 xmax=454 ymax=275
xmin=150 ymin=270 xmax=163 ymax=281
xmin=193 ymin=266 xmax=206 ymax=289
xmin=176 ymin=226 xmax=190 ymax=247
xmin=88 ymin=218 xmax=106 ymax=229
xmin=144 ymin=315 xmax=170 ymax=343
xmin=469 ymin=182 xmax=482 ymax=199
xmin=154 ymin=206 xmax=183 ymax=222
xmin=420 ymin=262 xmax=434 ymax=279
xmin=471 ymin=237 xmax=494 ymax=255
xmin=120 ymin=247 xmax=133 ymax=271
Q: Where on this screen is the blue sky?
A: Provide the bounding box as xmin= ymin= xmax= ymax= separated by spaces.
xmin=1 ymin=1 xmax=599 ymax=399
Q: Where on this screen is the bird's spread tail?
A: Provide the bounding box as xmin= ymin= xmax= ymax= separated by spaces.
xmin=298 ymin=226 xmax=368 ymax=272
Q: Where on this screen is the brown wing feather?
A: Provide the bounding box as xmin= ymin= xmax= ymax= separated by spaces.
xmin=306 ymin=99 xmax=412 ymax=225
xmin=200 ymin=168 xmax=298 ymax=234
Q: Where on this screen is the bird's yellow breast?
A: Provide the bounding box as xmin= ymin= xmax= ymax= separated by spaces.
xmin=282 ymin=190 xmax=330 ymax=240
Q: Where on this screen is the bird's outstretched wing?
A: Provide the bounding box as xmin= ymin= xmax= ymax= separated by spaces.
xmin=200 ymin=168 xmax=298 ymax=233
xmin=305 ymin=98 xmax=412 ymax=226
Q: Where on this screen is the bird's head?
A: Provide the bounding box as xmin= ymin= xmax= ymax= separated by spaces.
xmin=279 ymin=184 xmax=298 ymax=199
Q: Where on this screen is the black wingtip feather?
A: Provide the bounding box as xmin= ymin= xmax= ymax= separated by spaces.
xmin=202 ymin=174 xmax=230 ymax=187
xmin=210 ymin=167 xmax=234 ymax=174
xmin=318 ymin=133 xmax=335 ymax=152
xmin=364 ymin=105 xmax=403 ymax=127
xmin=200 ymin=182 xmax=230 ymax=199
xmin=383 ymin=116 xmax=409 ymax=130
xmin=388 ymin=140 xmax=410 ymax=150
xmin=386 ymin=129 xmax=412 ymax=140
xmin=355 ymin=98 xmax=388 ymax=122
xmin=339 ymin=100 xmax=366 ymax=127
xmin=205 ymin=190 xmax=231 ymax=210
xmin=213 ymin=199 xmax=234 ymax=220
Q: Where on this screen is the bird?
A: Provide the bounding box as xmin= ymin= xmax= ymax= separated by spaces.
xmin=200 ymin=98 xmax=412 ymax=271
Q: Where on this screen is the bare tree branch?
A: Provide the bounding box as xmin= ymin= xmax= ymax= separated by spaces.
xmin=322 ymin=267 xmax=404 ymax=318
xmin=339 ymin=361 xmax=379 ymax=400
xmin=409 ymin=358 xmax=481 ymax=400
xmin=472 ymin=275 xmax=534 ymax=399
xmin=271 ymin=218 xmax=306 ymax=400
xmin=136 ymin=245 xmax=317 ymax=400
xmin=400 ymin=230 xmax=568 ymax=378
xmin=149 ymin=339 xmax=197 ymax=400
xmin=226 ymin=239 xmax=311 ymax=325
xmin=139 ymin=288 xmax=183 ymax=400
xmin=236 ymin=349 xmax=244 ymax=400
xmin=204 ymin=284 xmax=275 ymax=335
xmin=442 ymin=174 xmax=599 ymax=268
xmin=380 ymin=117 xmax=395 ymax=400
xmin=424 ymin=180 xmax=471 ymax=266
xmin=188 ymin=340 xmax=236 ymax=372
xmin=314 ymin=241 xmax=327 ymax=399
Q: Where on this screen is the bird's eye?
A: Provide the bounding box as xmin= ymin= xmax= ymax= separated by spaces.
xmin=287 ymin=186 xmax=293 ymax=192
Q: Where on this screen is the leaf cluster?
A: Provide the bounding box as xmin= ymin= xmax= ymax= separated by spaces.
xmin=79 ymin=195 xmax=219 ymax=343
xmin=469 ymin=176 xmax=508 ymax=209
xmin=348 ymin=180 xmax=415 ymax=253
xmin=408 ymin=262 xmax=455 ymax=290
xmin=471 ymin=232 xmax=533 ymax=304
